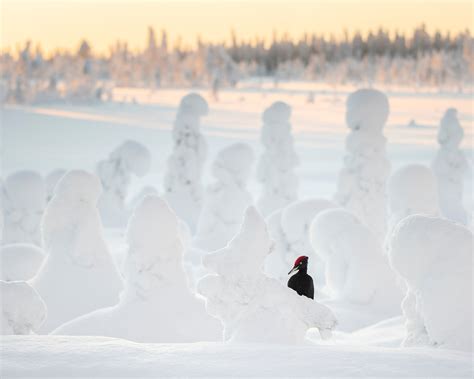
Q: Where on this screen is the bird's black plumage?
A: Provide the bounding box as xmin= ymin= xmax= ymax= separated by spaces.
xmin=287 ymin=257 xmax=314 ymax=299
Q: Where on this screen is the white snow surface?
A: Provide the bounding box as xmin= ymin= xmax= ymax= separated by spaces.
xmin=0 ymin=243 xmax=45 ymax=281
xmin=54 ymin=195 xmax=222 ymax=342
xmin=1 ymin=280 xmax=46 ymax=335
xmin=198 ymin=207 xmax=337 ymax=344
xmin=32 ymin=170 xmax=123 ymax=333
xmin=1 ymin=170 xmax=46 ymax=246
xmin=388 ymin=215 xmax=473 ymax=351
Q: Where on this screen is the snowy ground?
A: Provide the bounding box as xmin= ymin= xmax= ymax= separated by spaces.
xmin=1 ymin=85 xmax=473 ymax=377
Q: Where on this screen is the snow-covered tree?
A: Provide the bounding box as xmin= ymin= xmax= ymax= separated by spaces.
xmin=45 ymin=169 xmax=66 ymax=203
xmin=431 ymin=108 xmax=469 ymax=224
xmin=32 ymin=170 xmax=123 ymax=333
xmin=164 ymin=93 xmax=209 ymax=232
xmin=335 ymin=89 xmax=391 ymax=241
xmin=198 ymin=207 xmax=337 ymax=344
xmin=96 ymin=140 xmax=151 ymax=227
xmin=389 ymin=215 xmax=473 ymax=351
xmin=54 ymin=195 xmax=222 ymax=342
xmin=1 ymin=280 xmax=46 ymax=335
xmin=1 ymin=171 xmax=46 ymax=246
xmin=194 ymin=143 xmax=255 ymax=251
xmin=0 ymin=244 xmax=45 ymax=281
xmin=257 ymin=101 xmax=299 ymax=216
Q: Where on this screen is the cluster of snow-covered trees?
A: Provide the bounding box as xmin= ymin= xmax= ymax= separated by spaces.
xmin=1 ymin=89 xmax=471 ymax=351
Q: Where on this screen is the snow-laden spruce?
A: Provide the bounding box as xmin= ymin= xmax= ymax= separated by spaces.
xmin=96 ymin=140 xmax=151 ymax=227
xmin=197 ymin=207 xmax=337 ymax=344
xmin=32 ymin=170 xmax=123 ymax=333
xmin=257 ymin=101 xmax=299 ymax=217
xmin=194 ymin=143 xmax=255 ymax=251
xmin=45 ymin=169 xmax=66 ymax=203
xmin=0 ymin=244 xmax=45 ymax=281
xmin=335 ymin=89 xmax=390 ymax=241
xmin=1 ymin=280 xmax=46 ymax=335
xmin=387 ymin=164 xmax=439 ymax=242
xmin=310 ymin=208 xmax=401 ymax=310
xmin=54 ymin=195 xmax=222 ymax=342
xmin=389 ymin=215 xmax=473 ymax=351
xmin=431 ymin=108 xmax=469 ymax=225
xmin=264 ymin=198 xmax=337 ymax=283
xmin=164 ymin=93 xmax=209 ymax=232
xmin=1 ymin=171 xmax=46 ymax=246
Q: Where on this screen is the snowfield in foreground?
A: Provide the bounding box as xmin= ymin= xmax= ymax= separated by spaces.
xmin=2 ymin=335 xmax=472 ymax=378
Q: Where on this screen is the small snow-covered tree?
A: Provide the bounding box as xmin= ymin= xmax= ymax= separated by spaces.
xmin=257 ymin=101 xmax=299 ymax=216
xmin=0 ymin=244 xmax=45 ymax=281
xmin=198 ymin=207 xmax=337 ymax=344
xmin=164 ymin=93 xmax=209 ymax=231
xmin=1 ymin=171 xmax=45 ymax=246
xmin=431 ymin=108 xmax=469 ymax=224
xmin=194 ymin=143 xmax=255 ymax=251
xmin=96 ymin=140 xmax=151 ymax=227
xmin=1 ymin=280 xmax=46 ymax=335
xmin=54 ymin=195 xmax=222 ymax=342
xmin=32 ymin=170 xmax=123 ymax=333
xmin=389 ymin=215 xmax=473 ymax=351
xmin=335 ymin=89 xmax=391 ymax=241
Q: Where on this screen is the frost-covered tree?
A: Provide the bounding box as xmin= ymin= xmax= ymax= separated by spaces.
xmin=335 ymin=89 xmax=391 ymax=241
xmin=431 ymin=108 xmax=469 ymax=224
xmin=194 ymin=143 xmax=255 ymax=251
xmin=164 ymin=93 xmax=209 ymax=231
xmin=54 ymin=195 xmax=222 ymax=342
xmin=32 ymin=170 xmax=123 ymax=333
xmin=1 ymin=171 xmax=46 ymax=246
xmin=0 ymin=244 xmax=45 ymax=281
xmin=198 ymin=207 xmax=337 ymax=344
xmin=96 ymin=140 xmax=151 ymax=227
xmin=257 ymin=101 xmax=299 ymax=216
xmin=389 ymin=215 xmax=473 ymax=351
xmin=45 ymin=169 xmax=66 ymax=203
xmin=1 ymin=280 xmax=46 ymax=335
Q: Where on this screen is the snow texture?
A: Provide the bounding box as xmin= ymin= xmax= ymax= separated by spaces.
xmin=1 ymin=280 xmax=46 ymax=335
xmin=310 ymin=208 xmax=402 ymax=310
xmin=335 ymin=89 xmax=390 ymax=241
xmin=96 ymin=140 xmax=151 ymax=227
xmin=45 ymin=169 xmax=66 ymax=203
xmin=257 ymin=101 xmax=299 ymax=216
xmin=431 ymin=108 xmax=469 ymax=225
xmin=164 ymin=93 xmax=209 ymax=232
xmin=194 ymin=143 xmax=255 ymax=251
xmin=54 ymin=195 xmax=222 ymax=342
xmin=0 ymin=244 xmax=45 ymax=281
xmin=32 ymin=170 xmax=123 ymax=333
xmin=264 ymin=198 xmax=338 ymax=283
xmin=198 ymin=207 xmax=337 ymax=344
xmin=1 ymin=170 xmax=46 ymax=246
xmin=388 ymin=215 xmax=473 ymax=351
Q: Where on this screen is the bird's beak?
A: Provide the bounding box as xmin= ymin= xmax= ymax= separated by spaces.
xmin=288 ymin=266 xmax=298 ymax=275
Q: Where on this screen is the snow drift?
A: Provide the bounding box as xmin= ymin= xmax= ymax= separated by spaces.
xmin=388 ymin=215 xmax=473 ymax=351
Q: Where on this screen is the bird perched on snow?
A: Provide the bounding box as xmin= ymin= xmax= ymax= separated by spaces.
xmin=287 ymin=256 xmax=314 ymax=299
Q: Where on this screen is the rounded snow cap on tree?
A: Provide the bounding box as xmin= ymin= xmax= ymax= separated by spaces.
xmin=438 ymin=108 xmax=464 ymax=148
xmin=345 ymin=88 xmax=389 ymax=131
xmin=54 ymin=170 xmax=102 ymax=204
xmin=4 ymin=170 xmax=45 ymax=210
xmin=212 ymin=143 xmax=254 ymax=180
xmin=178 ymin=92 xmax=209 ymax=117
xmin=117 ymin=140 xmax=152 ymax=177
xmin=262 ymin=101 xmax=292 ymax=123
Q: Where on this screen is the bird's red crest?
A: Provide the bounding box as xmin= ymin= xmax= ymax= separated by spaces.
xmin=293 ymin=255 xmax=308 ymax=267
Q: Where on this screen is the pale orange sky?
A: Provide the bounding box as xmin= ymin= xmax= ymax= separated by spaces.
xmin=1 ymin=0 xmax=472 ymax=54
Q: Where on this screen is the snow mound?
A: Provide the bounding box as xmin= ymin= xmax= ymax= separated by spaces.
xmin=310 ymin=208 xmax=401 ymax=309
xmin=194 ymin=143 xmax=255 ymax=251
xmin=45 ymin=169 xmax=66 ymax=202
xmin=1 ymin=170 xmax=46 ymax=246
xmin=388 ymin=215 xmax=473 ymax=351
xmin=164 ymin=93 xmax=209 ymax=232
xmin=96 ymin=140 xmax=152 ymax=227
xmin=198 ymin=207 xmax=337 ymax=344
xmin=335 ymin=88 xmax=390 ymax=241
xmin=265 ymin=198 xmax=338 ymax=282
xmin=432 ymin=108 xmax=469 ymax=224
xmin=1 ymin=280 xmax=46 ymax=335
xmin=54 ymin=195 xmax=222 ymax=342
xmin=0 ymin=244 xmax=45 ymax=281
xmin=257 ymin=101 xmax=299 ymax=216
xmin=32 ymin=170 xmax=123 ymax=333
